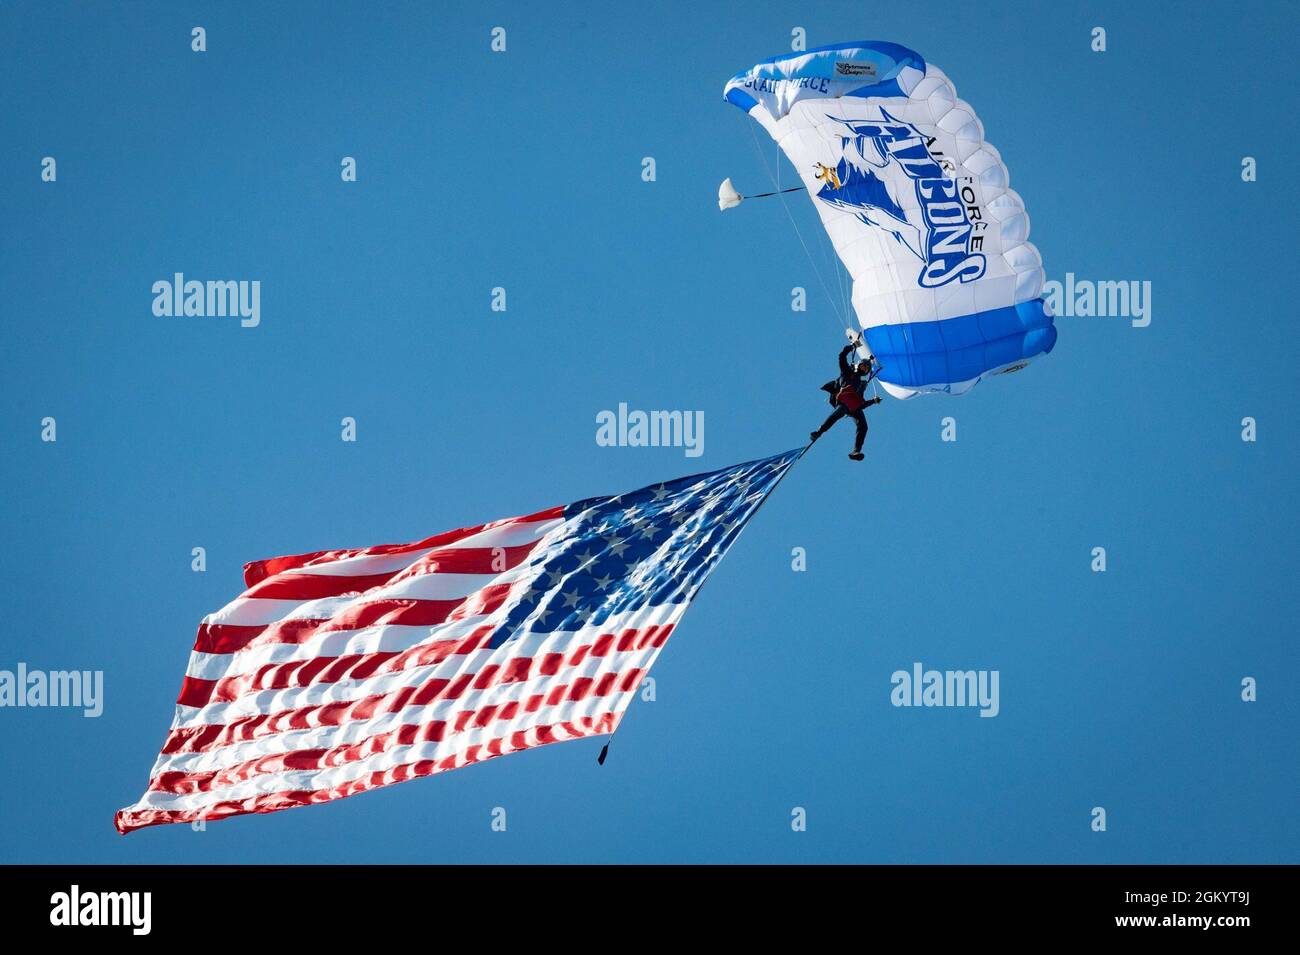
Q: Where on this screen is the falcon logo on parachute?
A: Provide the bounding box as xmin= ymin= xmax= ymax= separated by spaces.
xmin=815 ymin=109 xmax=986 ymax=289
xmin=813 ymin=162 xmax=843 ymax=191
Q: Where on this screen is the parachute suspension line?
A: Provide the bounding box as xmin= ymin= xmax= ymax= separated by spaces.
xmin=834 ymin=236 xmax=852 ymax=334
xmin=771 ymin=136 xmax=852 ymax=338
xmin=823 ymin=156 xmax=854 ymax=337
xmin=744 ymin=120 xmax=847 ymax=334
xmin=779 ymin=143 xmax=844 ymax=331
xmin=775 ymin=136 xmax=850 ymax=340
xmin=771 ymin=136 xmax=856 ymax=346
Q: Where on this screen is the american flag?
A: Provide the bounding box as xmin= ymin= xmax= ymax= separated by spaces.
xmin=115 ymin=448 xmax=803 ymax=833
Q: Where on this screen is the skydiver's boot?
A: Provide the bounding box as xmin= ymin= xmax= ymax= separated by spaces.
xmin=809 ymin=430 xmax=821 ymax=444
xmin=849 ymin=412 xmax=867 ymax=461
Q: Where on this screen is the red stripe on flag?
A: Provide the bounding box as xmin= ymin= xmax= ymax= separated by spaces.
xmin=182 ymin=620 xmax=670 ymax=709
xmin=240 ymin=507 xmax=564 ymax=587
xmin=188 ymin=582 xmax=517 ymax=663
xmin=163 ymin=627 xmax=665 ymax=755
xmin=194 ymin=617 xmax=323 ymax=655
xmin=241 ymin=572 xmax=397 ymax=601
xmin=116 ymin=711 xmax=618 ymax=834
xmin=153 ymin=669 xmax=644 ymax=796
xmin=241 ymin=541 xmax=540 ymax=601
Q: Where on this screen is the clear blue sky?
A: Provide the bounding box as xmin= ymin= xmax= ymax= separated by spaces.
xmin=1 ymin=0 xmax=1296 ymax=863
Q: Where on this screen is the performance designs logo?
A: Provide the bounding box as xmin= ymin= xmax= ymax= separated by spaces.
xmin=815 ymin=109 xmax=986 ymax=288
xmin=833 ymin=60 xmax=876 ymax=78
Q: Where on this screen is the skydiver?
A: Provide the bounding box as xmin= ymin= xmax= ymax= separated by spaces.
xmin=809 ymin=337 xmax=882 ymax=461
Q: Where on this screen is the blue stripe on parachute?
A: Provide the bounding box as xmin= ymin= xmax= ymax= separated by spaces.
xmin=863 ymin=299 xmax=1058 ymax=390
xmin=748 ymin=40 xmax=924 ymax=75
xmin=724 ymin=41 xmax=925 ymax=108
xmin=724 ymin=85 xmax=759 ymax=112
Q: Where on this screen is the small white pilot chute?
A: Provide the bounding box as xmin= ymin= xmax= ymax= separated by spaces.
xmin=717 ymin=177 xmax=804 ymax=211
xmin=718 ymin=177 xmax=743 ymax=210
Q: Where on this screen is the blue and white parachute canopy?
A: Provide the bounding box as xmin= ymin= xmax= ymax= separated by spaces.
xmin=724 ymin=41 xmax=1057 ymax=398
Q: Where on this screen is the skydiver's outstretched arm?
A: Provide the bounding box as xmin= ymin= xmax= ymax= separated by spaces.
xmin=838 ymin=344 xmax=855 ymax=376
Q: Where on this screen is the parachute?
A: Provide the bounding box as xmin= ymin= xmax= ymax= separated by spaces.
xmin=724 ymin=41 xmax=1057 ymax=398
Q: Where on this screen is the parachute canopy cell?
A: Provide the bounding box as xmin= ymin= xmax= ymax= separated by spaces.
xmin=725 ymin=41 xmax=1057 ymax=398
